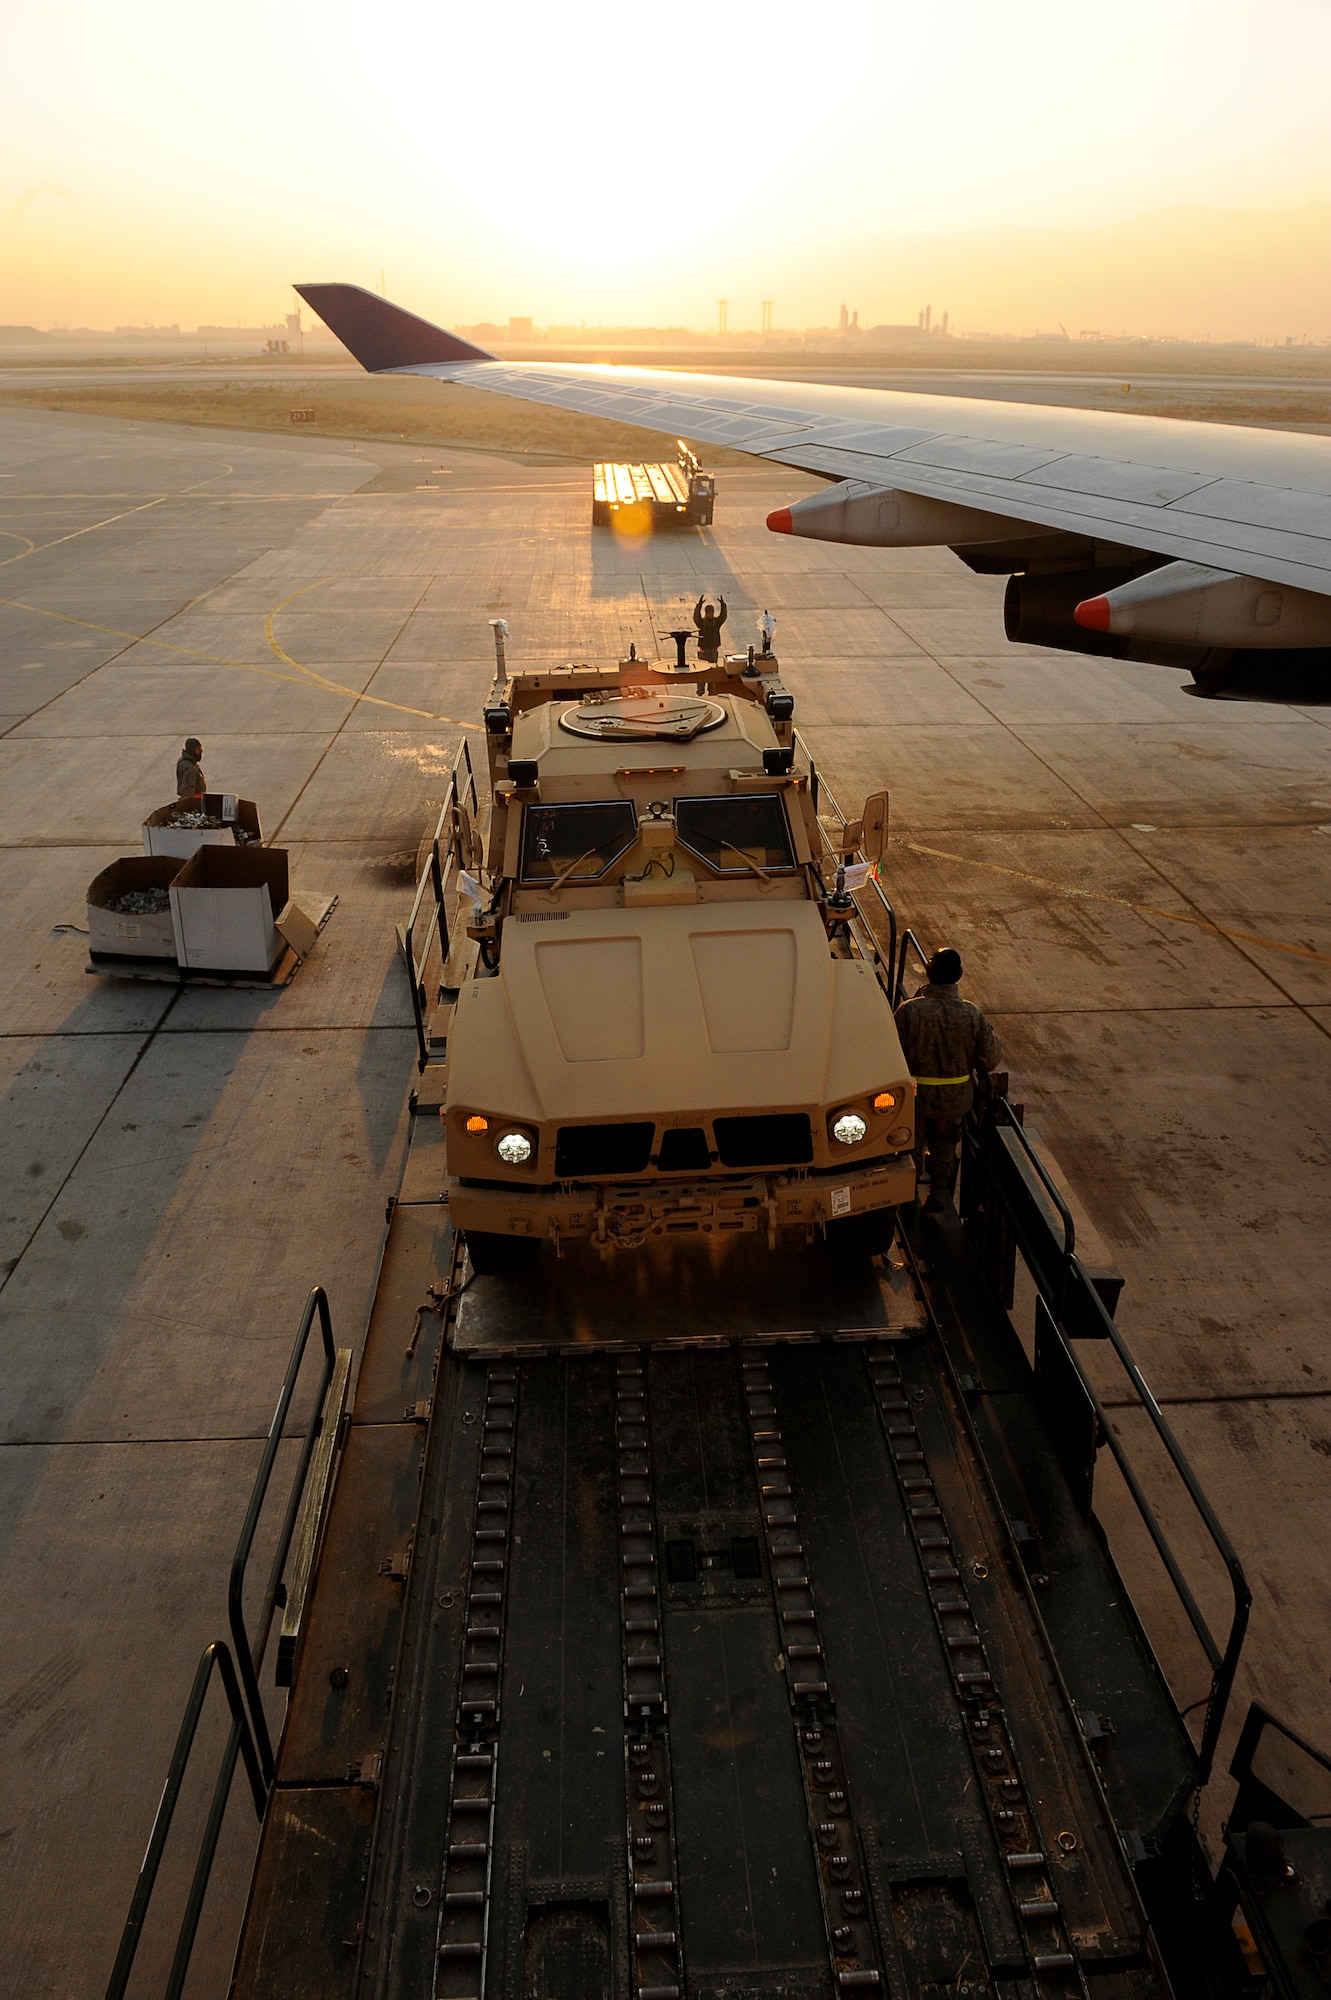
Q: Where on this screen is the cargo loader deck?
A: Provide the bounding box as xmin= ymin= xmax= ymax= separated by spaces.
xmin=592 ymin=444 xmax=715 ymax=528
xmin=194 ymin=1072 xmax=1258 ymax=2000
xmin=106 ymin=1064 xmax=1309 ymax=2000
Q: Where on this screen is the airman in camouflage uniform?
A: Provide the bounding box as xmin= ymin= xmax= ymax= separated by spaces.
xmin=176 ymin=737 xmax=206 ymax=801
xmin=894 ymin=947 xmax=1000 ymax=1215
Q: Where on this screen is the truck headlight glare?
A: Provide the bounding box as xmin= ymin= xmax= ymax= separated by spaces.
xmin=832 ymin=1112 xmax=868 ymax=1146
xmin=496 ymin=1130 xmax=533 ymax=1165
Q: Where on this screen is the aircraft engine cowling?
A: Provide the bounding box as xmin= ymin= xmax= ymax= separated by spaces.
xmin=1004 ymin=568 xmax=1331 ymax=698
xmin=1003 ymin=568 xmax=1227 ymax=672
xmin=767 ymin=482 xmax=1059 ymax=549
xmin=1074 ymin=559 xmax=1331 ymax=650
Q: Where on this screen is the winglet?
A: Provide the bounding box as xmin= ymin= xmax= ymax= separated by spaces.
xmin=293 ymin=283 xmax=494 ymax=371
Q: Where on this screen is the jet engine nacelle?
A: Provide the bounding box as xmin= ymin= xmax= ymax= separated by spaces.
xmin=1075 ymin=560 xmax=1331 ymax=650
xmin=1004 ymin=567 xmax=1331 ymax=698
xmin=767 ymin=482 xmax=1057 ymax=549
xmin=1004 ymin=568 xmax=1223 ymax=671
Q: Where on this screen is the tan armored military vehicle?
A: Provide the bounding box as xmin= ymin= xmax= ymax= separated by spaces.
xmin=444 ymin=638 xmax=915 ymax=1273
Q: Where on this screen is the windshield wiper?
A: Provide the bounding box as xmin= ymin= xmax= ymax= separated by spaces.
xmin=719 ymin=839 xmax=774 ymax=888
xmin=542 ymin=843 xmax=605 ymax=897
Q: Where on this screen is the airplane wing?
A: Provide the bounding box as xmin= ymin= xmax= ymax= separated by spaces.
xmin=296 ymin=283 xmax=1331 ymax=694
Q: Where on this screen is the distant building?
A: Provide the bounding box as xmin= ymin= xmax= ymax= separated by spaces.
xmin=508 ymin=316 xmax=534 ymax=339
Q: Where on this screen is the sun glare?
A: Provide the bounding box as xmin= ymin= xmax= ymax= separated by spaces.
xmin=4 ymin=0 xmax=1331 ymax=329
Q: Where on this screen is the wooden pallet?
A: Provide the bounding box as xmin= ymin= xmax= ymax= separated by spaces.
xmin=85 ymin=894 xmax=337 ymax=989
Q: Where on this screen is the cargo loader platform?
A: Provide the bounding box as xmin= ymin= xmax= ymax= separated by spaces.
xmin=593 ymin=443 xmax=715 ymax=528
xmin=104 ymin=1065 xmax=1284 ymax=2000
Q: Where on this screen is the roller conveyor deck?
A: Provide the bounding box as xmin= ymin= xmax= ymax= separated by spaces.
xmin=227 ymin=1191 xmax=1211 ymax=2000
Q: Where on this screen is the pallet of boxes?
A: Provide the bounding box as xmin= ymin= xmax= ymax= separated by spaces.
xmin=86 ymin=792 xmax=336 ymax=987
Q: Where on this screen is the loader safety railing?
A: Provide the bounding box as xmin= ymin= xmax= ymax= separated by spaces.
xmin=893 ymin=927 xmax=932 ymax=1008
xmin=792 ymin=727 xmax=1247 ymax=1775
xmin=798 ymin=731 xmax=898 ymax=1010
xmin=402 ymin=736 xmax=480 ymax=1070
xmin=1215 ymin=1703 xmax=1331 ymax=2000
xmin=1226 ymin=1701 xmax=1331 ymax=1837
xmin=959 ymin=1093 xmax=1251 ymax=1785
xmin=105 ymin=1288 xmax=351 ymax=2000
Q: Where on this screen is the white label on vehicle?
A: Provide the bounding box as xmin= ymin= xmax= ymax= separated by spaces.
xmin=220 ymin=794 xmax=237 ymax=822
xmin=830 ymin=1186 xmax=852 ymax=1217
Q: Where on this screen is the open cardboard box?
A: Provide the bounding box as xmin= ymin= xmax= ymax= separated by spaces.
xmin=143 ymin=793 xmax=263 ymax=860
xmin=87 ymin=855 xmax=182 ymax=958
xmin=170 ymin=845 xmax=291 ymax=973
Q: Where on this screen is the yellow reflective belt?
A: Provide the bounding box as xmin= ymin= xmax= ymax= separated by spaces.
xmin=914 ymin=1074 xmax=970 ymax=1086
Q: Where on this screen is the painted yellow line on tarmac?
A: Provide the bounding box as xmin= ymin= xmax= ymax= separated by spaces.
xmin=262 ymin=570 xmax=473 ymax=726
xmin=900 ymin=838 xmax=1331 ymax=969
xmin=0 ymin=529 xmax=36 ymax=554
xmin=0 ymin=497 xmax=166 ymax=568
xmin=0 ymin=593 xmax=471 ymax=728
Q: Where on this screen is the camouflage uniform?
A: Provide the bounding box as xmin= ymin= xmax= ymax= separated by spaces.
xmin=894 ymin=981 xmax=1000 ymax=1198
xmin=692 ymin=594 xmax=728 ymax=663
xmin=175 ymin=753 xmax=206 ymax=800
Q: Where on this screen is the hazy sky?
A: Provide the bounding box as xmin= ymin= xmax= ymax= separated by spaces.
xmin=6 ymin=0 xmax=1331 ymax=330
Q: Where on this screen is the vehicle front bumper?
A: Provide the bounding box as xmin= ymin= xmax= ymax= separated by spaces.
xmin=449 ymin=1154 xmax=916 ymax=1246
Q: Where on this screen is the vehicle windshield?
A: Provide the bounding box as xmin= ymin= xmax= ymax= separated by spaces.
xmin=674 ymin=794 xmax=795 ymax=874
xmin=521 ymin=800 xmax=638 ymax=883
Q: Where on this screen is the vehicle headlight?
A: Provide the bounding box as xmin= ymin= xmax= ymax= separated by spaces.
xmin=831 ymin=1112 xmax=868 ymax=1146
xmin=496 ymin=1130 xmax=533 ymax=1165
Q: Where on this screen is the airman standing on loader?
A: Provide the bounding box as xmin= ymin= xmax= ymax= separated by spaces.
xmin=692 ymin=594 xmax=728 ymax=663
xmin=894 ymin=947 xmax=1000 ymax=1215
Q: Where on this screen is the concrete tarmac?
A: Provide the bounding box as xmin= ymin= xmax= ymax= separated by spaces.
xmin=1 ymin=404 xmax=1329 ymax=1993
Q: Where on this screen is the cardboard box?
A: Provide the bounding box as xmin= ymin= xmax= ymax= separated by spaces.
xmin=170 ymin=846 xmax=291 ymax=973
xmin=142 ymin=793 xmax=263 ymax=859
xmin=87 ymin=855 xmax=182 ymax=958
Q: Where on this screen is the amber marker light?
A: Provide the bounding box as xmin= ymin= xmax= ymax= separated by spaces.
xmin=873 ymin=1091 xmax=897 ymax=1112
xmin=466 ymin=1115 xmax=489 ymax=1133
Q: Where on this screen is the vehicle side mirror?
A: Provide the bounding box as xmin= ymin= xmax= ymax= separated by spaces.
xmin=860 ymin=790 xmax=889 ymax=860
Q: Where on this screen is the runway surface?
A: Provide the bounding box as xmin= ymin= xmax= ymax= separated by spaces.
xmin=1 ymin=403 xmax=1329 ymax=1993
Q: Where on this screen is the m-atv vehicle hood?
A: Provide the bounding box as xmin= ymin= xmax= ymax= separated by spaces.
xmin=448 ymin=902 xmax=902 ymax=1124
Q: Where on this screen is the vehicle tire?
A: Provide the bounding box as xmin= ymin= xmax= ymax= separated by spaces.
xmin=823 ymin=1208 xmax=897 ymax=1257
xmin=464 ymin=1230 xmax=539 ymax=1278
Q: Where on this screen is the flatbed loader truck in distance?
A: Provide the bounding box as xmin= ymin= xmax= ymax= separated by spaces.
xmin=593 ymin=441 xmax=715 ymax=528
xmin=110 ymin=638 xmax=1331 ymax=2000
